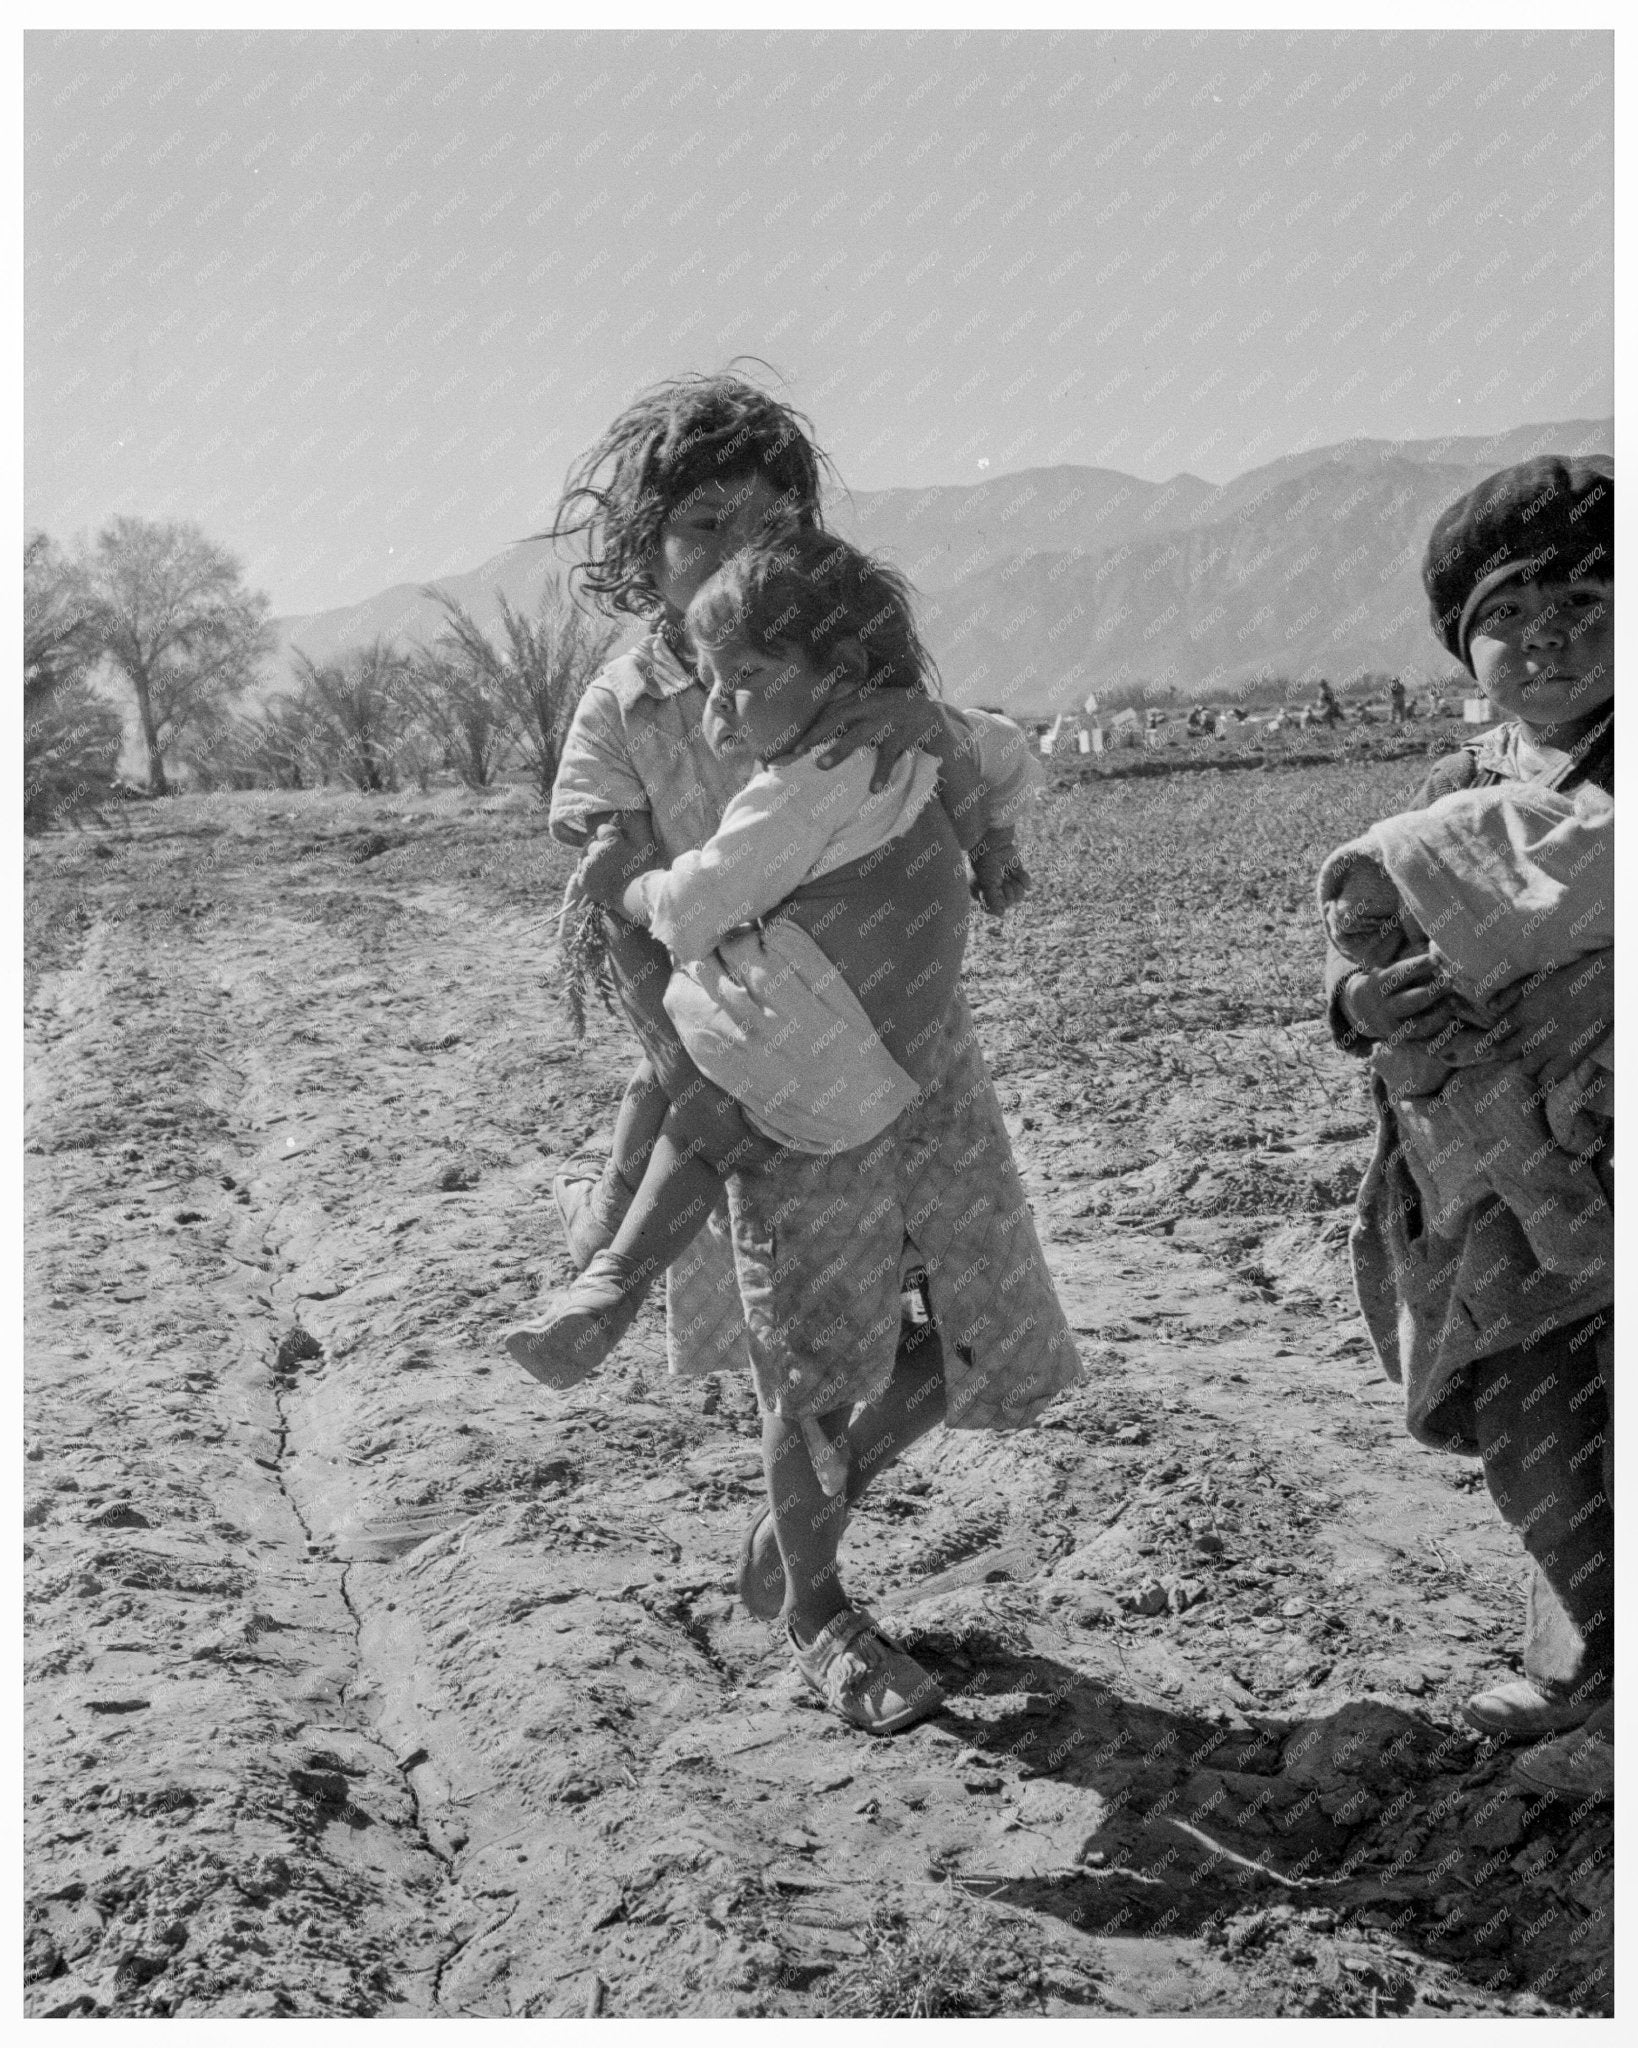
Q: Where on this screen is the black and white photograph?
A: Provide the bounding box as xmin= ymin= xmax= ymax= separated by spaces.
xmin=23 ymin=19 xmax=1614 ymax=2020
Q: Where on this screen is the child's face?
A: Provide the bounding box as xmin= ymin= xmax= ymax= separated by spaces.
xmin=651 ymin=473 xmax=785 ymax=618
xmin=1467 ymin=576 xmax=1613 ymax=734
xmin=697 ymin=637 xmax=839 ymax=763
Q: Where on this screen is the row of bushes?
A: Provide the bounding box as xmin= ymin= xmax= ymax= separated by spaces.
xmin=174 ymin=594 xmax=617 ymax=801
xmin=24 ymin=518 xmax=618 ymax=829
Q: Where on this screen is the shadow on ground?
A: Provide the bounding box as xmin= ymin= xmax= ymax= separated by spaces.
xmin=896 ymin=1622 xmax=1612 ymax=2016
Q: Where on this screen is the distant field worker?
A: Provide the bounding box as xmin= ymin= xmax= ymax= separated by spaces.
xmin=1322 ymin=454 xmax=1613 ymax=1801
xmin=1389 ymin=677 xmax=1407 ymax=725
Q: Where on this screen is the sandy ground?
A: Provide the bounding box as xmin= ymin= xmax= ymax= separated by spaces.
xmin=24 ymin=777 xmax=1612 ymax=2017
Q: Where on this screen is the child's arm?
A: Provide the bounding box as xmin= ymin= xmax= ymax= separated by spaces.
xmin=583 ymin=767 xmax=849 ymax=965
xmin=806 ymin=694 xmax=1039 ymax=911
xmin=572 ymin=811 xmax=664 ymax=915
xmin=808 ymin=690 xmax=956 ymax=789
xmin=808 ymin=689 xmax=990 ymax=859
xmin=947 ymin=708 xmax=1043 ymax=914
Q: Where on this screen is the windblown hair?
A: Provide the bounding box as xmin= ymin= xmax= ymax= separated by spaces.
xmin=687 ymin=526 xmax=939 ymax=699
xmin=547 ymin=371 xmax=831 ymax=620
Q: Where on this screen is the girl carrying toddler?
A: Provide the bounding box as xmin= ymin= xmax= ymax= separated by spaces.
xmin=1322 ymin=454 xmax=1613 ymax=1801
xmin=511 ymin=529 xmax=978 ymax=1470
xmin=518 ymin=374 xmax=1078 ymax=1735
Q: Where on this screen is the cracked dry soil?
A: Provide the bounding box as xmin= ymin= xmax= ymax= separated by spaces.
xmin=24 ymin=776 xmax=1612 ymax=2018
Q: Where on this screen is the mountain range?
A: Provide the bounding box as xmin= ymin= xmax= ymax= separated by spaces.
xmin=271 ymin=417 xmax=1612 ymax=716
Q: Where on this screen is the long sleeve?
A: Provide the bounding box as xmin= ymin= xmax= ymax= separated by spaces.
xmin=625 ymin=756 xmax=870 ymax=964
xmin=949 ymin=708 xmax=1044 ymax=833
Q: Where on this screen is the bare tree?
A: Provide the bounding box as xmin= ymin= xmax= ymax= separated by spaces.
xmin=422 ymin=582 xmax=615 ymax=801
xmin=77 ymin=517 xmax=272 ymax=794
xmin=289 ymin=639 xmax=419 ymax=792
xmin=24 ymin=534 xmax=123 ymax=831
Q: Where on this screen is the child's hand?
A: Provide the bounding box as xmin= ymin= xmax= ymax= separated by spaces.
xmin=810 ymin=691 xmax=958 ymax=793
xmin=1545 ymin=1046 xmax=1613 ymax=1156
xmin=1522 ymin=954 xmax=1614 ymax=1095
xmin=969 ymin=828 xmax=1032 ymax=915
xmin=575 ymin=815 xmax=661 ymax=912
xmin=1341 ymin=951 xmax=1491 ymax=1051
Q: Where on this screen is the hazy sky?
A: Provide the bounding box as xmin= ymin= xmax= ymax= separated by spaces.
xmin=26 ymin=27 xmax=1613 ymax=618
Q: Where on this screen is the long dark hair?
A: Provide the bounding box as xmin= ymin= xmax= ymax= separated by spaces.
xmin=545 ymin=369 xmax=833 ymax=622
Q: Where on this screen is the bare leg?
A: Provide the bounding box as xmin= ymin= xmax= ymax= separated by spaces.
xmin=843 ymin=1316 xmax=948 ymax=1506
xmin=562 ymin=1062 xmax=668 ymax=1256
xmin=598 ymin=908 xmax=708 ymax=1102
xmin=611 ymin=1060 xmax=668 ymax=1185
xmin=518 ymin=901 xmax=786 ymax=1379
xmin=597 ymin=905 xmax=771 ymax=1178
xmin=600 ymin=1113 xmax=776 ymax=1301
xmin=558 ymin=912 xmax=771 ymax=1264
xmin=743 ymin=1316 xmax=948 ymax=1618
xmin=767 ymin=1380 xmax=949 ymax=1734
xmin=764 ymin=1407 xmax=854 ymax=1644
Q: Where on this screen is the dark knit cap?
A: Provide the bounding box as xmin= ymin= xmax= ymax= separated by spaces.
xmin=1422 ymin=453 xmax=1613 ymax=667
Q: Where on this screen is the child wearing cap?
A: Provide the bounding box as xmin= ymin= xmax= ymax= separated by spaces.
xmin=1323 ymin=454 xmax=1613 ymax=1801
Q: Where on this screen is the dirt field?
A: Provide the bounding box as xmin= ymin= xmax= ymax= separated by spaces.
xmin=24 ymin=757 xmax=1612 ymax=2018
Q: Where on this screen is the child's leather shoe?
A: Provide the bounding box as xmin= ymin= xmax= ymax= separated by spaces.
xmin=504 ymin=1251 xmax=647 ymax=1388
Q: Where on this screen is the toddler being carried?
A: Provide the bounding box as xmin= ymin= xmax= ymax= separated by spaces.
xmin=510 ymin=527 xmax=1025 ymax=1467
xmin=1319 ymin=779 xmax=1613 ymax=1277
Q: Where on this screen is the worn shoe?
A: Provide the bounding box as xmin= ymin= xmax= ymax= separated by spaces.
xmin=738 ymin=1496 xmax=852 ymax=1621
xmin=1512 ymin=1725 xmax=1613 ymax=1803
xmin=789 ymin=1608 xmax=944 ymax=1735
xmin=503 ymin=1251 xmax=648 ymax=1389
xmin=552 ymin=1167 xmax=632 ymax=1272
xmin=1462 ymin=1677 xmax=1597 ymax=1740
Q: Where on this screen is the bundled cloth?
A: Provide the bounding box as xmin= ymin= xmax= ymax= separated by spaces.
xmin=1319 ymin=782 xmax=1613 ymax=1282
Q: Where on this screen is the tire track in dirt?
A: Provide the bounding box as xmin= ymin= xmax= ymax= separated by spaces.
xmin=25 ymin=796 xmax=1612 ymax=2016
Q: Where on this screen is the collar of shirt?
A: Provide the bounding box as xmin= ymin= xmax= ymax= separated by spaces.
xmin=1475 ymin=712 xmax=1613 ymax=791
xmin=640 ymin=628 xmax=704 ymax=701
